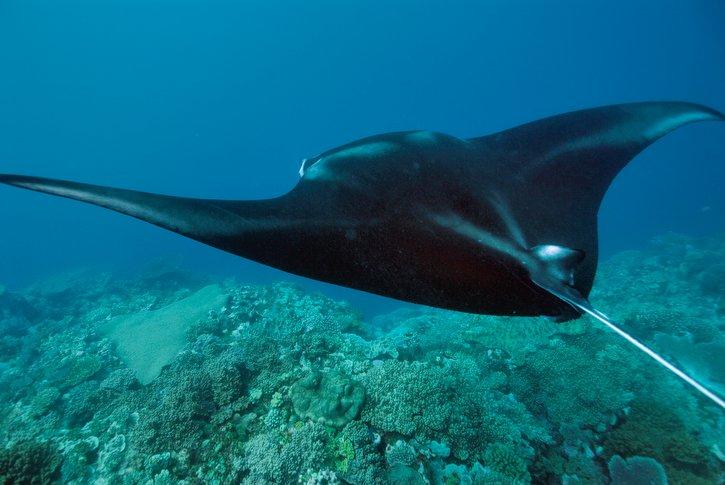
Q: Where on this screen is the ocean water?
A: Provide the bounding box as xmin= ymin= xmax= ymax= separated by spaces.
xmin=0 ymin=1 xmax=723 ymax=484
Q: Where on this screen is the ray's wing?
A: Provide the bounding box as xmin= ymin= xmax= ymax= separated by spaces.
xmin=477 ymin=102 xmax=725 ymax=408
xmin=469 ymin=102 xmax=725 ymax=297
xmin=0 ymin=174 xmax=293 ymax=255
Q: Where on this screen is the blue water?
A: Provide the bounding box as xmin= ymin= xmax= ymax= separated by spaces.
xmin=1 ymin=1 xmax=723 ymax=316
xmin=1 ymin=4 xmax=724 ymax=483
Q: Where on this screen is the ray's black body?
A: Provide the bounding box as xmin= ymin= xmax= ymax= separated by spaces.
xmin=2 ymin=102 xmax=723 ymax=319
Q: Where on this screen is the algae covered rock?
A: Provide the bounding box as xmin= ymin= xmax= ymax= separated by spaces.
xmin=291 ymin=370 xmax=365 ymax=428
xmin=387 ymin=464 xmax=427 ymax=484
xmin=64 ymin=353 xmax=103 ymax=387
xmin=100 ymin=284 xmax=228 ymax=384
xmin=607 ymin=455 xmax=667 ymax=485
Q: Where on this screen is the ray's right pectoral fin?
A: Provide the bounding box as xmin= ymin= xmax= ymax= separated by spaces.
xmin=471 ymin=102 xmax=725 ymax=297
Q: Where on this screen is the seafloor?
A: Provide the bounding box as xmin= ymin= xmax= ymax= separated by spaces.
xmin=0 ymin=233 xmax=723 ymax=484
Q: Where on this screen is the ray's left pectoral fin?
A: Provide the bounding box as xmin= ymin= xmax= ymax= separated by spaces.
xmin=528 ymin=250 xmax=725 ymax=410
xmin=0 ymin=174 xmax=251 ymax=250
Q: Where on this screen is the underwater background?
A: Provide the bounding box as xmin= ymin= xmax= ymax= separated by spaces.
xmin=0 ymin=1 xmax=723 ymax=484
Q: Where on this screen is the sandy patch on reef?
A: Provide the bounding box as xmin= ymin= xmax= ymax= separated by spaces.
xmin=100 ymin=284 xmax=228 ymax=384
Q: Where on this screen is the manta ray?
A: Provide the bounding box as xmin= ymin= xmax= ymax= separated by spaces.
xmin=2 ymin=101 xmax=723 ymax=407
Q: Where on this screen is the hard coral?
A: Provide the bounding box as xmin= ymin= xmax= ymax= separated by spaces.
xmin=291 ymin=370 xmax=365 ymax=428
xmin=335 ymin=421 xmax=384 ymax=484
xmin=385 ymin=440 xmax=417 ymax=467
xmin=361 ymin=360 xmax=454 ymax=436
xmin=133 ymin=355 xmax=217 ymax=454
xmin=0 ymin=440 xmax=62 ymax=484
xmin=1 ymin=233 xmax=723 ymax=485
xmin=603 ymin=399 xmax=716 ymax=482
xmin=241 ymin=422 xmax=328 ymax=484
xmin=482 ymin=442 xmax=531 ymax=483
xmin=515 ymin=339 xmax=639 ymax=431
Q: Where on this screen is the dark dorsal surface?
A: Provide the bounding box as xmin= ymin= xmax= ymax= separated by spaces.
xmin=1 ymin=102 xmax=722 ymax=317
xmin=5 ymin=101 xmax=725 ymax=408
xmin=466 ymin=102 xmax=725 ymax=298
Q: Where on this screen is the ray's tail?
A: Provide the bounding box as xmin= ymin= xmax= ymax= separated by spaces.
xmin=536 ymin=277 xmax=725 ymax=409
xmin=580 ymin=304 xmax=725 ymax=409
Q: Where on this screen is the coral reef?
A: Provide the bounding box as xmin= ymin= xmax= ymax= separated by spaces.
xmin=0 ymin=233 xmax=723 ymax=483
xmin=291 ymin=370 xmax=365 ymax=428
xmin=0 ymin=440 xmax=62 ymax=484
xmin=100 ymin=284 xmax=229 ymax=384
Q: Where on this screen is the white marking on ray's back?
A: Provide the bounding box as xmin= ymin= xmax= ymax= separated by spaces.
xmin=328 ymin=141 xmax=396 ymax=160
xmin=538 ymin=107 xmax=719 ymax=169
xmin=406 ymin=131 xmax=438 ymax=143
xmin=643 ymin=110 xmax=715 ymax=139
xmin=430 ymin=212 xmax=528 ymax=262
xmin=487 ymin=192 xmax=527 ymax=247
xmin=298 ymin=158 xmax=308 ymax=177
xmin=304 ymin=141 xmax=397 ymax=181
